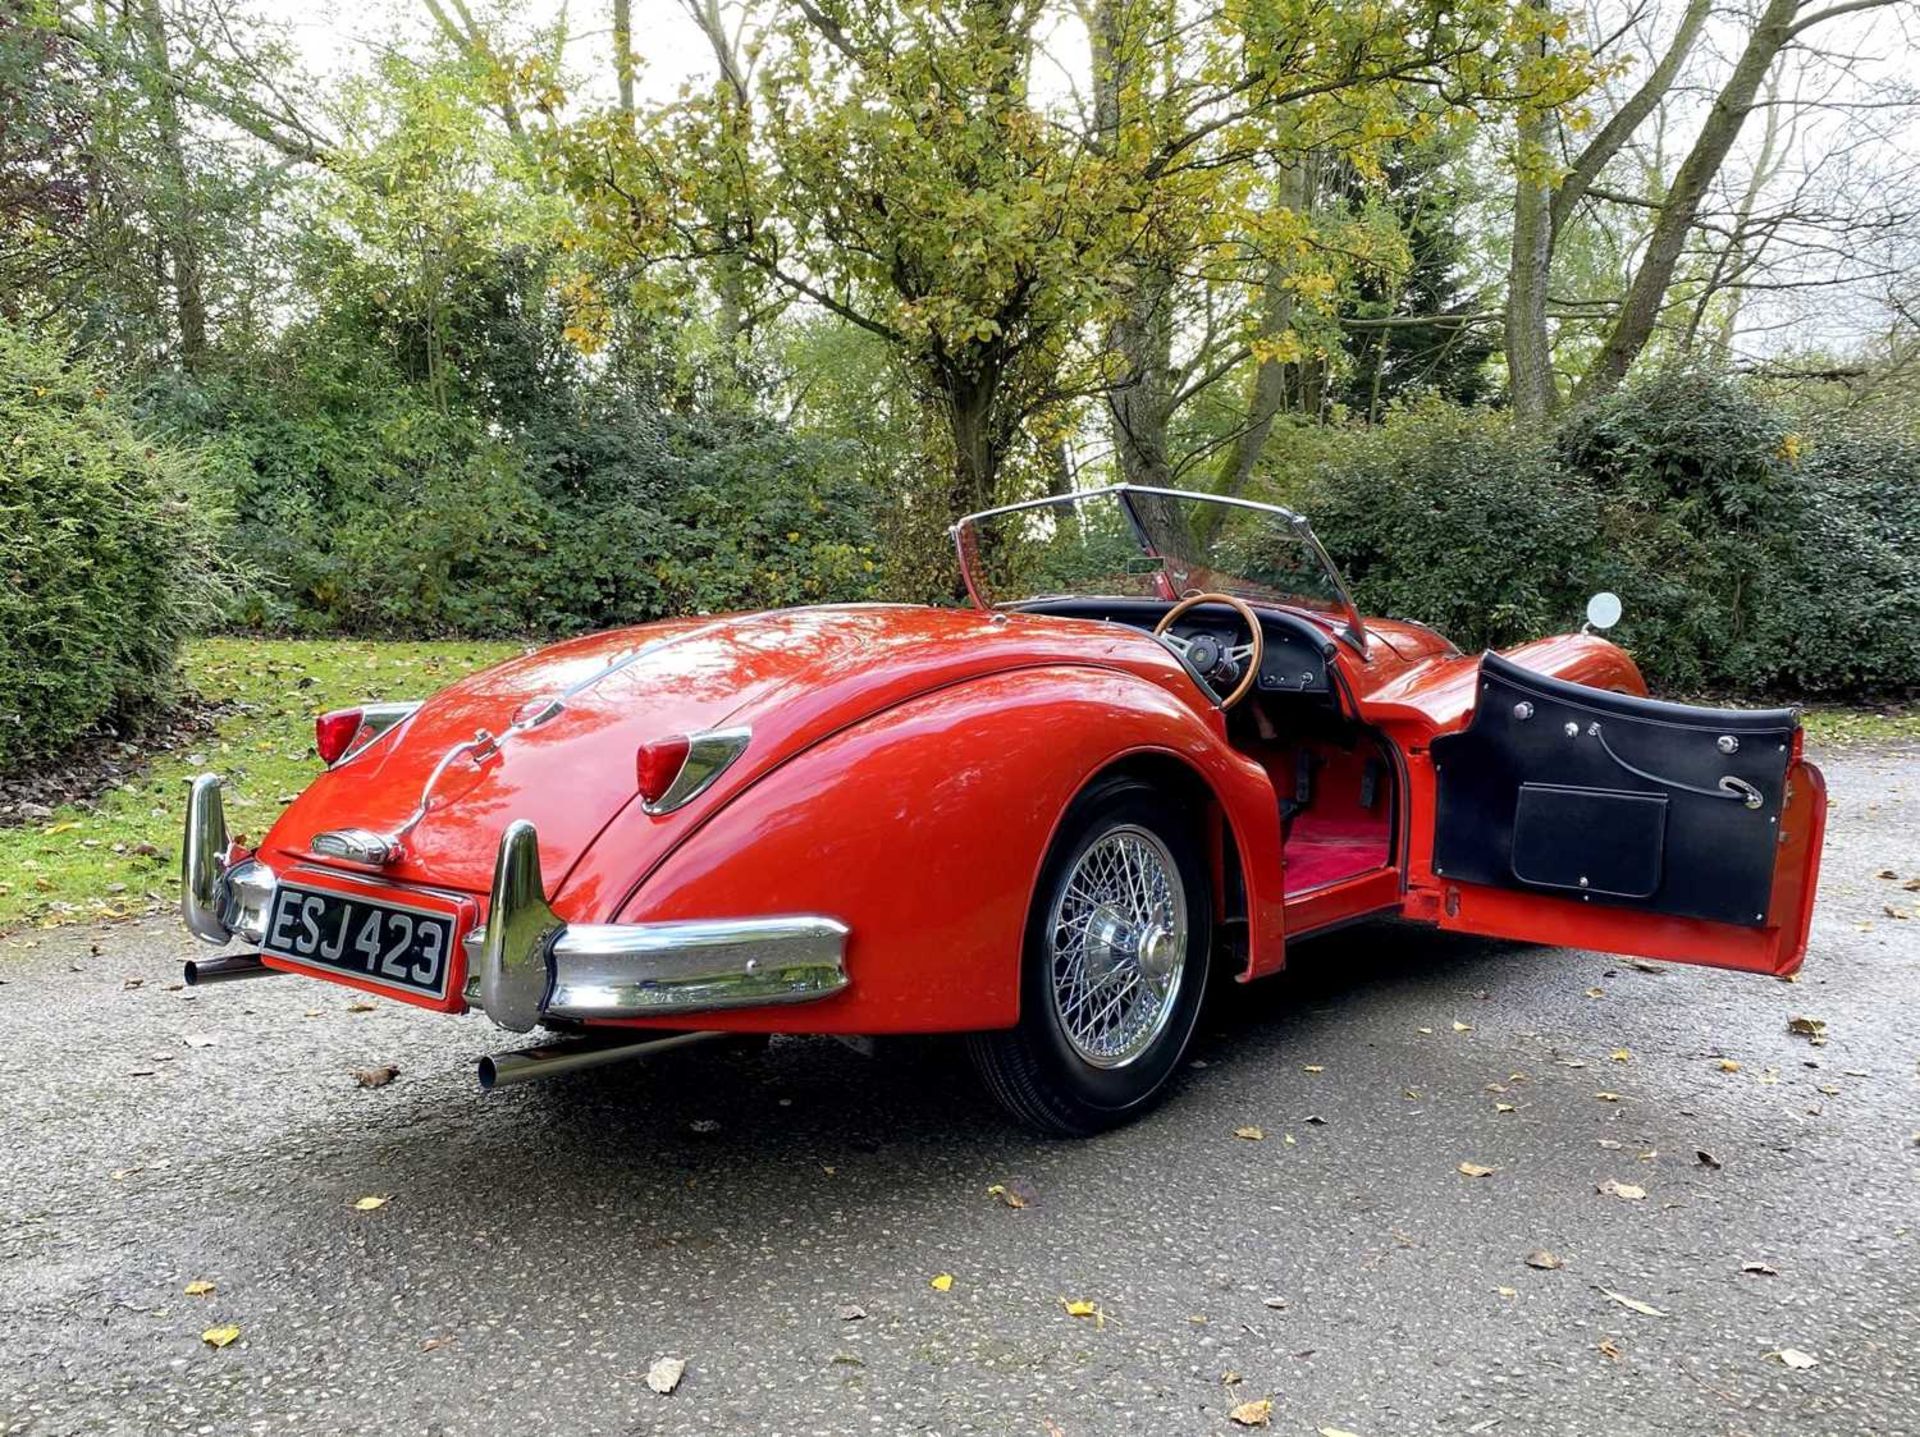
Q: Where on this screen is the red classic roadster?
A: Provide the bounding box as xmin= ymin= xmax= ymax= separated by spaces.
xmin=181 ymin=486 xmax=1827 ymax=1133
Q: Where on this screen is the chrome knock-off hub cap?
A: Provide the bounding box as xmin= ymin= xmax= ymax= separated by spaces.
xmin=1047 ymin=824 xmax=1189 ymax=1068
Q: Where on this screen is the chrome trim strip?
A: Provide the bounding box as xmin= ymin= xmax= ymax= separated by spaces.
xmin=182 ymin=774 xmax=232 ymax=944
xmin=326 ymin=701 xmax=421 ymax=770
xmin=467 ymin=819 xmax=849 ymax=1027
xmin=643 ymin=727 xmax=751 ymax=815
xmin=544 ymin=916 xmax=849 ymax=1018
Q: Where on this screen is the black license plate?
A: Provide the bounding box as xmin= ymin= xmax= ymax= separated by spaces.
xmin=262 ymin=883 xmax=454 ymax=998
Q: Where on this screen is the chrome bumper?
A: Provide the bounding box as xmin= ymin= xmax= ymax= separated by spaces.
xmin=467 ymin=820 xmax=850 ymax=1032
xmin=183 ymin=782 xmax=848 ymax=1030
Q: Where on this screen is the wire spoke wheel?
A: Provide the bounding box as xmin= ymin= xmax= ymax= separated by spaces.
xmin=1047 ymin=824 xmax=1188 ymax=1068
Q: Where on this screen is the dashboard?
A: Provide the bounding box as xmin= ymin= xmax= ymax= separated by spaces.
xmin=1013 ymin=596 xmax=1335 ymax=695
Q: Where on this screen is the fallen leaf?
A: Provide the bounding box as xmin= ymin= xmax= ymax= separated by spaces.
xmin=1602 ymin=1290 xmax=1667 ymax=1318
xmin=1416 ymin=1026 xmax=1433 ymax=1035
xmin=181 ymin=1034 xmax=217 ymax=1049
xmin=1598 ymin=1338 xmax=1623 ymax=1360
xmin=1305 ymin=1114 xmax=1327 ymax=1126
xmin=1524 ymin=1250 xmax=1563 ymax=1270
xmin=1557 ymin=1057 xmax=1589 ymax=1068
xmin=350 ymin=1064 xmax=399 ymax=1089
xmin=1787 ymin=1016 xmax=1827 ymax=1039
xmin=1262 ymin=1296 xmax=1288 ymax=1310
xmin=1716 ymin=1058 xmax=1741 ymax=1073
xmin=346 ymin=1002 xmax=376 ymax=1013
xmin=1886 ymin=905 xmax=1910 ymax=920
xmin=1629 ymin=959 xmax=1665 ymax=974
xmin=200 ymin=1325 xmax=240 ymax=1349
xmin=352 ymin=1195 xmax=388 ymax=1211
xmin=1452 ymin=1020 xmax=1472 ymax=1033
xmin=1061 ymin=1298 xmax=1098 ymax=1318
xmin=1595 ymin=1092 xmax=1622 ymax=1103
xmin=646 ymin=1355 xmax=686 ymax=1393
xmin=421 ymin=1336 xmax=450 ymax=1351
xmin=1770 ymin=1348 xmax=1818 ymax=1370
xmin=987 ymin=1179 xmax=1037 ymax=1209
xmin=1229 ymin=1399 xmax=1273 ymax=1427
xmin=1496 ymin=1285 xmax=1517 ymax=1298
xmin=836 ymin=1303 xmax=866 ymax=1321
xmin=1697 ymin=1150 xmax=1722 ymax=1169
xmin=1584 ymin=987 xmax=1605 ymax=999
xmin=1609 ymin=1048 xmax=1631 ymax=1062
xmin=1494 ymin=1102 xmax=1516 ymax=1113
xmin=1318 ymin=1428 xmax=1363 ymax=1437
xmin=1457 ymin=1162 xmax=1496 ymax=1178
xmin=929 ymin=1273 xmax=953 ymax=1292
xmin=1876 ymin=868 xmax=1898 ymax=880
xmin=1302 ymin=1064 xmax=1324 ymax=1073
xmin=1234 ymin=1126 xmax=1266 ymax=1141
xmin=1741 ymin=1261 xmax=1778 ymax=1276
xmin=1598 ymin=1179 xmax=1647 ymax=1201
xmin=184 ymin=1280 xmax=215 ymax=1296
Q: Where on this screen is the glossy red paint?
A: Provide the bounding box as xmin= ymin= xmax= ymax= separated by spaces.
xmin=573 ymin=665 xmax=1287 ymax=1032
xmin=240 ymin=590 xmax=1826 ymax=1029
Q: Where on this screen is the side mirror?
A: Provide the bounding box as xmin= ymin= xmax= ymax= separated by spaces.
xmin=1584 ymin=591 xmax=1623 ymax=632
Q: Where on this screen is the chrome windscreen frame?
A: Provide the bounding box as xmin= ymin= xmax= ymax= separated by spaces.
xmin=949 ymin=483 xmax=1369 ymax=652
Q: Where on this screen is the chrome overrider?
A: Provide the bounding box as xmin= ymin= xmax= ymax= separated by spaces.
xmin=181 ymin=776 xmax=851 ymax=1031
xmin=468 ymin=820 xmax=850 ymax=1033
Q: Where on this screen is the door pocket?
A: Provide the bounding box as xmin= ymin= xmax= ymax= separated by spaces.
xmin=1510 ymin=784 xmax=1667 ymax=899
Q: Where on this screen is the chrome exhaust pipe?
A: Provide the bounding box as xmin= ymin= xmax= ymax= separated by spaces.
xmin=183 ymin=954 xmax=283 ymax=985
xmin=477 ymin=1029 xmax=727 ymax=1091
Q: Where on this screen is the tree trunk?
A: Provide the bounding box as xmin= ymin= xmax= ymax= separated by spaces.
xmin=612 ymin=0 xmax=636 ymax=118
xmin=944 ymin=373 xmax=1002 ymax=518
xmin=133 ymin=0 xmax=206 ymax=370
xmin=1548 ymin=0 xmax=1711 ymax=240
xmin=1211 ymin=158 xmax=1309 ymax=503
xmin=1108 ymin=264 xmax=1177 ymax=486
xmin=1211 ymin=256 xmax=1295 ymax=500
xmin=1576 ymin=0 xmax=1798 ymax=401
xmin=1503 ymin=4 xmax=1555 ymax=428
xmin=1089 ymin=0 xmax=1179 ymax=487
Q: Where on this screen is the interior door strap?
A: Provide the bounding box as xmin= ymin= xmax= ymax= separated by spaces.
xmin=1586 ymin=722 xmax=1764 ymax=809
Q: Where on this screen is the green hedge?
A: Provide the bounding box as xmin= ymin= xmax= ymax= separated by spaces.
xmin=0 ymin=323 xmax=229 ymax=771
xmin=176 ymin=323 xmax=883 ymax=637
xmin=1305 ymin=373 xmax=1920 ymax=699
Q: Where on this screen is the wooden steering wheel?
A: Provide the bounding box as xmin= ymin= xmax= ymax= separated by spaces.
xmin=1153 ymin=592 xmax=1265 ymax=709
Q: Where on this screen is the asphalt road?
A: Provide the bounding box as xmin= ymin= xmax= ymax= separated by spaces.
xmin=2 ymin=744 xmax=1916 ymax=1437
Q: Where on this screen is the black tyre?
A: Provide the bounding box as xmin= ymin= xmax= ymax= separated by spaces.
xmin=967 ymin=777 xmax=1212 ymax=1136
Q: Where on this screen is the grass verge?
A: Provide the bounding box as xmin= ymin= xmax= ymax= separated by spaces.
xmin=0 ymin=638 xmax=518 ymax=938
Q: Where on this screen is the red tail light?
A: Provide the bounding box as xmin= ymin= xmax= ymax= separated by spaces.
xmin=315 ymin=708 xmax=364 ymax=766
xmin=635 ymin=734 xmax=692 ymax=806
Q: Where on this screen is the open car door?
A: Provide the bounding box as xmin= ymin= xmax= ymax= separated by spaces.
xmin=1420 ymin=653 xmax=1827 ymax=976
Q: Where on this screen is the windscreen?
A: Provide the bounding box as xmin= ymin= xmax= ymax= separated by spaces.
xmin=954 ymin=487 xmax=1362 ymax=637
